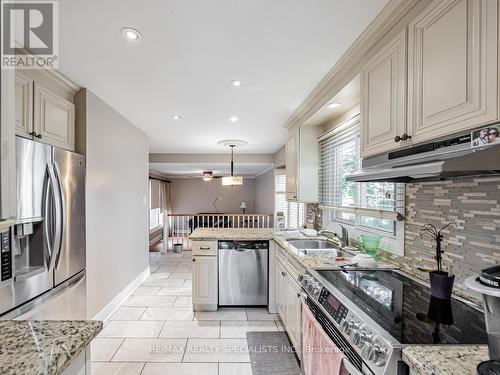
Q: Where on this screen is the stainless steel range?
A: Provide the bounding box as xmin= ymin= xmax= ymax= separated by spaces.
xmin=301 ymin=268 xmax=488 ymax=375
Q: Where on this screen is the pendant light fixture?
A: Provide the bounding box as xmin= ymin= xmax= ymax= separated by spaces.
xmin=218 ymin=140 xmax=247 ymax=186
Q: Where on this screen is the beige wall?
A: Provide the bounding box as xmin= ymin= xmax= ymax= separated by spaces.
xmin=170 ymin=178 xmax=255 ymax=213
xmin=84 ymin=89 xmax=149 ymax=318
xmin=273 ymin=146 xmax=286 ymax=168
xmin=253 ymin=169 xmax=274 ymax=215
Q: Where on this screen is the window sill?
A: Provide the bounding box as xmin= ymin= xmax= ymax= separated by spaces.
xmin=149 ymin=225 xmax=163 ymax=233
xmin=323 ymin=219 xmax=404 ymax=256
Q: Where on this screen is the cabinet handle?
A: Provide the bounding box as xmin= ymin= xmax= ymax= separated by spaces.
xmin=297 ymin=293 xmax=301 ymax=298
xmin=199 ymin=247 xmax=210 ymax=250
xmin=192 ymin=259 xmax=196 ymax=262
xmin=395 ymin=134 xmax=412 ymax=143
xmin=29 ymin=131 xmax=43 ymax=139
xmin=401 ymin=133 xmax=411 ymax=141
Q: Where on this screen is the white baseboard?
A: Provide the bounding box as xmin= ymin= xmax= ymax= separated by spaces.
xmin=93 ymin=267 xmax=151 ymax=321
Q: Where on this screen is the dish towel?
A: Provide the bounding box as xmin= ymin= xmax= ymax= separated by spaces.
xmin=302 ymin=304 xmax=349 ymax=375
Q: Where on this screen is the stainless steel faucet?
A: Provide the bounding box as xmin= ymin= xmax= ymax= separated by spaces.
xmin=319 ymin=225 xmax=349 ymax=248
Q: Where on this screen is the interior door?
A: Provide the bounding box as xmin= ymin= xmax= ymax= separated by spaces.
xmin=53 ymin=148 xmax=86 ymax=286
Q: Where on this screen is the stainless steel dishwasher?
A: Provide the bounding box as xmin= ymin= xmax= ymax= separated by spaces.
xmin=218 ymin=240 xmax=268 ymax=306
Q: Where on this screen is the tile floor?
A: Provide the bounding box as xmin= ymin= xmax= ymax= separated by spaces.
xmin=91 ymin=251 xmax=283 ymax=375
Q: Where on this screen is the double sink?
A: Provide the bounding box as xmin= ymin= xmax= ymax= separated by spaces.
xmin=287 ymin=239 xmax=346 ymax=258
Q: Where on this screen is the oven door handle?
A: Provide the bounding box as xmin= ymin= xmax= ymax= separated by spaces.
xmin=342 ymin=358 xmax=364 ymax=375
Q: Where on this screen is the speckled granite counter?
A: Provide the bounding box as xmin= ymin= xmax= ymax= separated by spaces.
xmin=0 ymin=320 xmax=102 ymax=375
xmin=0 ymin=220 xmax=14 ymax=232
xmin=190 ymin=228 xmax=275 ymax=241
xmin=402 ymin=345 xmax=489 ymax=375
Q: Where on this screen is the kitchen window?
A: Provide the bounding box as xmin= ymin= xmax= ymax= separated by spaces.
xmin=149 ymin=179 xmax=164 ymax=230
xmin=319 ymin=115 xmax=404 ymax=255
xmin=275 ymin=173 xmax=305 ymax=230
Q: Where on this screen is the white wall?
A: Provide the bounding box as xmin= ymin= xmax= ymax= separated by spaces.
xmin=170 ymin=178 xmax=255 ymax=213
xmin=84 ymin=89 xmax=149 ymax=318
xmin=253 ymin=169 xmax=274 ymax=214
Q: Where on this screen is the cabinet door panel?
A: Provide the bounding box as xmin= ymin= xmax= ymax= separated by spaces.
xmin=276 ymin=260 xmax=287 ymax=322
xmin=286 ymin=276 xmax=301 ymax=352
xmin=408 ymin=0 xmax=499 ymax=144
xmin=14 ymin=74 xmax=33 ymax=138
xmin=34 ymin=83 xmax=75 ymax=150
xmin=193 ymin=256 xmax=217 ymax=305
xmin=361 ymin=29 xmax=407 ymax=158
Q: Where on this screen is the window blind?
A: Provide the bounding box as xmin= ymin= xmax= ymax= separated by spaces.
xmin=275 ymin=174 xmax=304 ymax=230
xmin=319 ymin=121 xmax=360 ymax=208
xmin=150 ymin=179 xmax=160 ymax=209
xmin=319 ymin=116 xmax=399 ymax=223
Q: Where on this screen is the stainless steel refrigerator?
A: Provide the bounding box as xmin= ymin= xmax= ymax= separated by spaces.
xmin=0 ymin=137 xmax=86 ymax=315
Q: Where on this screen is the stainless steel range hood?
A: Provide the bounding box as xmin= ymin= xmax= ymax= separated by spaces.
xmin=347 ymin=133 xmax=500 ymax=183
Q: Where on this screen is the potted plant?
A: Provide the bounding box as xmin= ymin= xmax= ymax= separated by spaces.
xmin=420 ymin=223 xmax=455 ymax=300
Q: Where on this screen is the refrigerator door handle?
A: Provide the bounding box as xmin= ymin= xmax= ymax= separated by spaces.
xmin=53 ymin=161 xmax=66 ymax=270
xmin=47 ymin=162 xmax=63 ymax=272
xmin=43 ymin=164 xmax=54 ymax=269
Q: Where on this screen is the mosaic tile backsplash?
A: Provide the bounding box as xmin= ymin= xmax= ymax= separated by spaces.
xmin=307 ymin=176 xmax=500 ymax=299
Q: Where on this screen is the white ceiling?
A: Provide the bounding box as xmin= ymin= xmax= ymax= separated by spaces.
xmin=59 ymin=0 xmax=389 ymax=153
xmin=150 ymin=162 xmax=272 ymax=178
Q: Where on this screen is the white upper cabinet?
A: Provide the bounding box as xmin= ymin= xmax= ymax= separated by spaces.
xmin=286 ymin=125 xmax=319 ymax=203
xmin=14 ymin=72 xmax=77 ymax=151
xmin=407 ymin=0 xmax=499 ymax=144
xmin=34 ymin=83 xmax=75 ymax=151
xmin=361 ymin=29 xmax=407 ymax=158
xmin=14 ymin=73 xmax=33 ymax=138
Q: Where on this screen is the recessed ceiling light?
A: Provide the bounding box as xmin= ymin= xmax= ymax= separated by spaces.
xmin=121 ymin=27 xmax=142 ymax=41
xmin=231 ymin=80 xmax=242 ymax=87
xmin=172 ymin=115 xmax=181 ymax=120
xmin=229 ymin=116 xmax=239 ymax=122
xmin=326 ymin=101 xmax=342 ymax=109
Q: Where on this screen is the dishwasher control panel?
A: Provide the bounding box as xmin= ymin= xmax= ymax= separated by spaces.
xmin=218 ymin=240 xmax=269 ymax=250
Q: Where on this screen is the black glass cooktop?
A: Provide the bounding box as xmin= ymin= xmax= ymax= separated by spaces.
xmin=317 ymin=269 xmax=488 ymax=345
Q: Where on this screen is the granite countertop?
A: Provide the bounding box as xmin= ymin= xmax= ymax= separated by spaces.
xmin=0 ymin=220 xmax=14 ymax=232
xmin=190 ymin=228 xmax=275 ymax=240
xmin=0 ymin=320 xmax=102 ymax=375
xmin=402 ymin=345 xmax=489 ymax=375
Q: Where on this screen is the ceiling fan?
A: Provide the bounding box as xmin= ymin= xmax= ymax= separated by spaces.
xmin=185 ymin=170 xmax=223 ymax=182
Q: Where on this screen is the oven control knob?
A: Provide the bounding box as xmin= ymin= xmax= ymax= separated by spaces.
xmin=352 ymin=331 xmax=371 ymax=348
xmin=347 ymin=322 xmax=360 ymax=339
xmin=341 ymin=319 xmax=351 ymax=334
xmin=341 ymin=319 xmax=356 ymax=334
xmin=312 ymin=287 xmax=321 ymax=296
xmin=368 ymin=345 xmax=387 ymax=367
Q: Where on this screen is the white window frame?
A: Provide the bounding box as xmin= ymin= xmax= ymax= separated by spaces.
xmin=275 ymin=172 xmax=305 ymax=230
xmin=319 ymin=115 xmax=405 ymax=256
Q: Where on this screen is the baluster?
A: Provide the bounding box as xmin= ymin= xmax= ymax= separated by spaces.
xmin=167 ymin=216 xmax=171 ymax=251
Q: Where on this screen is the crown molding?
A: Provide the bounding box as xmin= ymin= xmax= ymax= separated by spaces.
xmin=283 ymin=0 xmax=421 ymax=130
